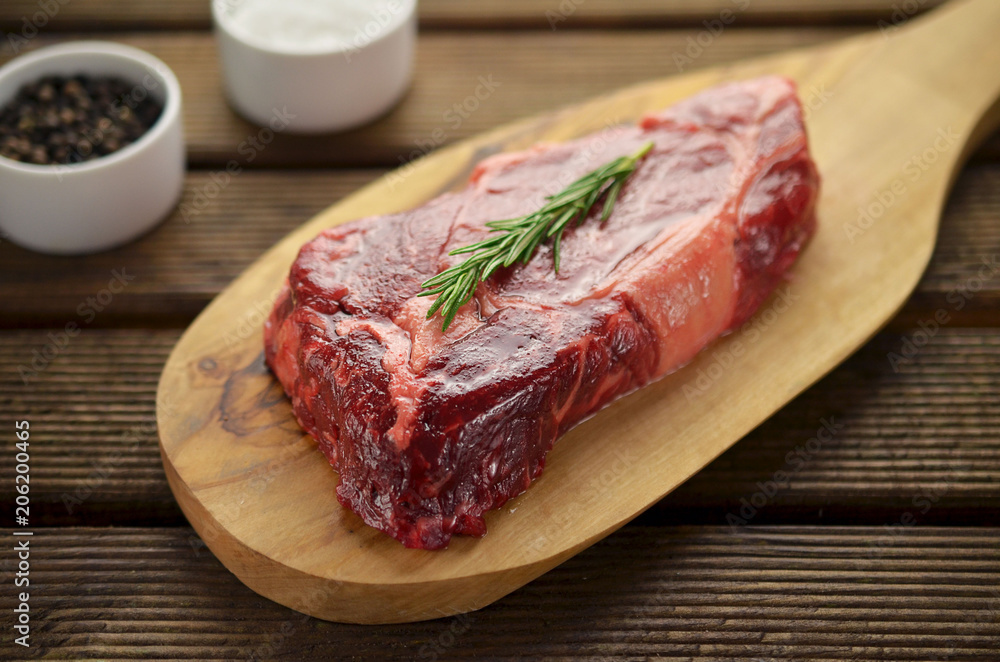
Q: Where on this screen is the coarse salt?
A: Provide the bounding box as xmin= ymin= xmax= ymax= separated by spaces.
xmin=223 ymin=0 xmax=407 ymax=53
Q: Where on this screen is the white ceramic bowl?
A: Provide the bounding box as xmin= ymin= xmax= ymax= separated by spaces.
xmin=0 ymin=41 xmax=185 ymax=255
xmin=212 ymin=0 xmax=417 ymax=133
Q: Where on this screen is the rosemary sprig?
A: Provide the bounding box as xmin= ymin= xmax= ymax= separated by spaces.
xmin=419 ymin=141 xmax=654 ymax=330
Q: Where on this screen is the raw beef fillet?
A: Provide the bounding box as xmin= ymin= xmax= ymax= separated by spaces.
xmin=264 ymin=76 xmax=820 ymax=549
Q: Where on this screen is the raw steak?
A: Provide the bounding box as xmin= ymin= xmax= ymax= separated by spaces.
xmin=264 ymin=76 xmax=820 ymax=549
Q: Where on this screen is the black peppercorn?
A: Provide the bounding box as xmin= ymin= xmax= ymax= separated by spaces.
xmin=0 ymin=74 xmax=164 ymax=166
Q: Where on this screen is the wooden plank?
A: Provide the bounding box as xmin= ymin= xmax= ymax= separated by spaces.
xmin=1 ymin=30 xmax=865 ymax=168
xmin=5 ymin=525 xmax=999 ymax=659
xmin=0 ymin=171 xmax=380 ymax=324
xmin=423 ymin=0 xmax=950 ymax=28
xmin=668 ymin=328 xmax=1000 ymax=524
xmin=0 ymin=330 xmax=183 ymax=525
xmin=0 ymin=0 xmax=948 ymax=32
xmin=912 ymin=166 xmax=1000 ymax=315
xmin=2 ymin=327 xmax=998 ymax=527
xmin=2 ymin=163 xmax=1000 ymax=324
xmin=4 ymin=30 xmax=998 ymax=165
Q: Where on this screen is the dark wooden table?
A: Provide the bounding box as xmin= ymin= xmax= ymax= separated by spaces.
xmin=2 ymin=1 xmax=999 ymax=659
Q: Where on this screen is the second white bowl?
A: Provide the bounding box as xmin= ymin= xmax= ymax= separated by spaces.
xmin=212 ymin=0 xmax=417 ymax=133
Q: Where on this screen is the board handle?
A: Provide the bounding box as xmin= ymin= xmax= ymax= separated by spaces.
xmin=887 ymin=0 xmax=1000 ymax=138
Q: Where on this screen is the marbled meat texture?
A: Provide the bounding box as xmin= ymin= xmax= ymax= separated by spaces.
xmin=264 ymin=76 xmax=820 ymax=549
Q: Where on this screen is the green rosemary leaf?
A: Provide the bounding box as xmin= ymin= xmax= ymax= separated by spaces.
xmin=420 ymin=140 xmax=654 ymax=330
xmin=601 ymin=179 xmax=625 ymax=222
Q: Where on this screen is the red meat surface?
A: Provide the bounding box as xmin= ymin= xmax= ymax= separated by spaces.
xmin=264 ymin=76 xmax=820 ymax=549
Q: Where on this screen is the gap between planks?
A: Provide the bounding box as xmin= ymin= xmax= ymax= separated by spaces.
xmin=0 ymin=0 xmax=949 ymax=32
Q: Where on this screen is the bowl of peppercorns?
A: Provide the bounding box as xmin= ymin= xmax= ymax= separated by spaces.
xmin=0 ymin=41 xmax=184 ymax=254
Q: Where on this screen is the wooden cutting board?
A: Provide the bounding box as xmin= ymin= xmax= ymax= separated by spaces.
xmin=157 ymin=0 xmax=1000 ymax=624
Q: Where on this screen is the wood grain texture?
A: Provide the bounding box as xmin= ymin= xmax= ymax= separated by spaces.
xmin=5 ymin=29 xmax=998 ymax=166
xmin=0 ymin=330 xmax=181 ymax=525
xmin=418 ymin=0 xmax=952 ymax=28
xmin=0 ymin=0 xmax=948 ymax=31
xmin=3 ymin=526 xmax=998 ymax=661
xmin=0 ymin=171 xmax=380 ymax=324
xmin=1 ymin=30 xmax=862 ymax=167
xmin=2 ymin=163 xmax=999 ymax=323
xmin=5 ymin=327 xmax=1000 ymax=527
